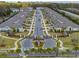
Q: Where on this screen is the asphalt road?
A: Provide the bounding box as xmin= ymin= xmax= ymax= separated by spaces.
xmin=44 ymin=8 xmax=79 ymax=28
xmin=20 ymin=8 xmax=56 ymax=57
xmin=33 ymin=9 xmax=56 ymax=48
xmin=21 ymin=9 xmax=44 ymax=51
xmin=28 ymin=52 xmax=56 ymax=57
xmin=21 ymin=8 xmax=56 ymax=50
xmin=0 ymin=8 xmax=32 ymax=28
xmin=21 ymin=38 xmax=33 ymax=51
xmin=33 ymin=9 xmax=43 ymax=38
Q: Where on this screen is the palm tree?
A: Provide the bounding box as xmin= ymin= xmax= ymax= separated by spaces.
xmin=71 ymin=38 xmax=78 ymax=57
xmin=50 ymin=29 xmax=53 ymax=32
xmin=65 ymin=49 xmax=72 ymax=57
xmin=55 ymin=35 xmax=59 ymax=57
xmin=24 ymin=50 xmax=29 ymax=54
xmin=46 ymin=48 xmax=52 ymax=53
xmin=30 ymin=48 xmax=36 ymax=53
xmin=53 ymin=47 xmax=58 ymax=57
xmin=15 ymin=49 xmax=21 ymax=53
xmin=73 ymin=46 xmax=79 ymax=57
xmin=71 ymin=33 xmax=79 ymax=57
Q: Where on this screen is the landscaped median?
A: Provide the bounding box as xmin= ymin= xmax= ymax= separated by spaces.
xmin=32 ymin=36 xmax=44 ymax=49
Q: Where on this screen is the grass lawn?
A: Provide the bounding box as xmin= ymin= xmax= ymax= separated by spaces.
xmin=0 ymin=52 xmax=22 ymax=58
xmin=0 ymin=52 xmax=8 ymax=58
xmin=69 ymin=32 xmax=79 ymax=47
xmin=59 ymin=37 xmax=73 ymax=49
xmin=0 ymin=36 xmax=16 ymax=49
xmin=0 ymin=32 xmax=20 ymax=39
xmin=49 ymin=31 xmax=79 ymax=50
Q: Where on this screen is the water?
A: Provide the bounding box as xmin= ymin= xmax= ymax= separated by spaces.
xmin=44 ymin=39 xmax=56 ymax=48
xmin=21 ymin=39 xmax=33 ymax=50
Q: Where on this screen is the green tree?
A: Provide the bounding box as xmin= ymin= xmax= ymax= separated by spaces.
xmin=15 ymin=49 xmax=21 ymax=53
xmin=46 ymin=48 xmax=52 ymax=53
xmin=73 ymin=47 xmax=79 ymax=57
xmin=24 ymin=50 xmax=29 ymax=54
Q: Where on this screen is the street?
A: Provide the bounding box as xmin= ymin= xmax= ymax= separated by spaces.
xmin=0 ymin=1 xmax=79 ymax=58
xmin=0 ymin=8 xmax=32 ymax=28
xmin=21 ymin=8 xmax=56 ymax=50
xmin=44 ymin=8 xmax=79 ymax=28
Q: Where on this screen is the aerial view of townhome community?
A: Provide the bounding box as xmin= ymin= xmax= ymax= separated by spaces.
xmin=0 ymin=0 xmax=79 ymax=58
